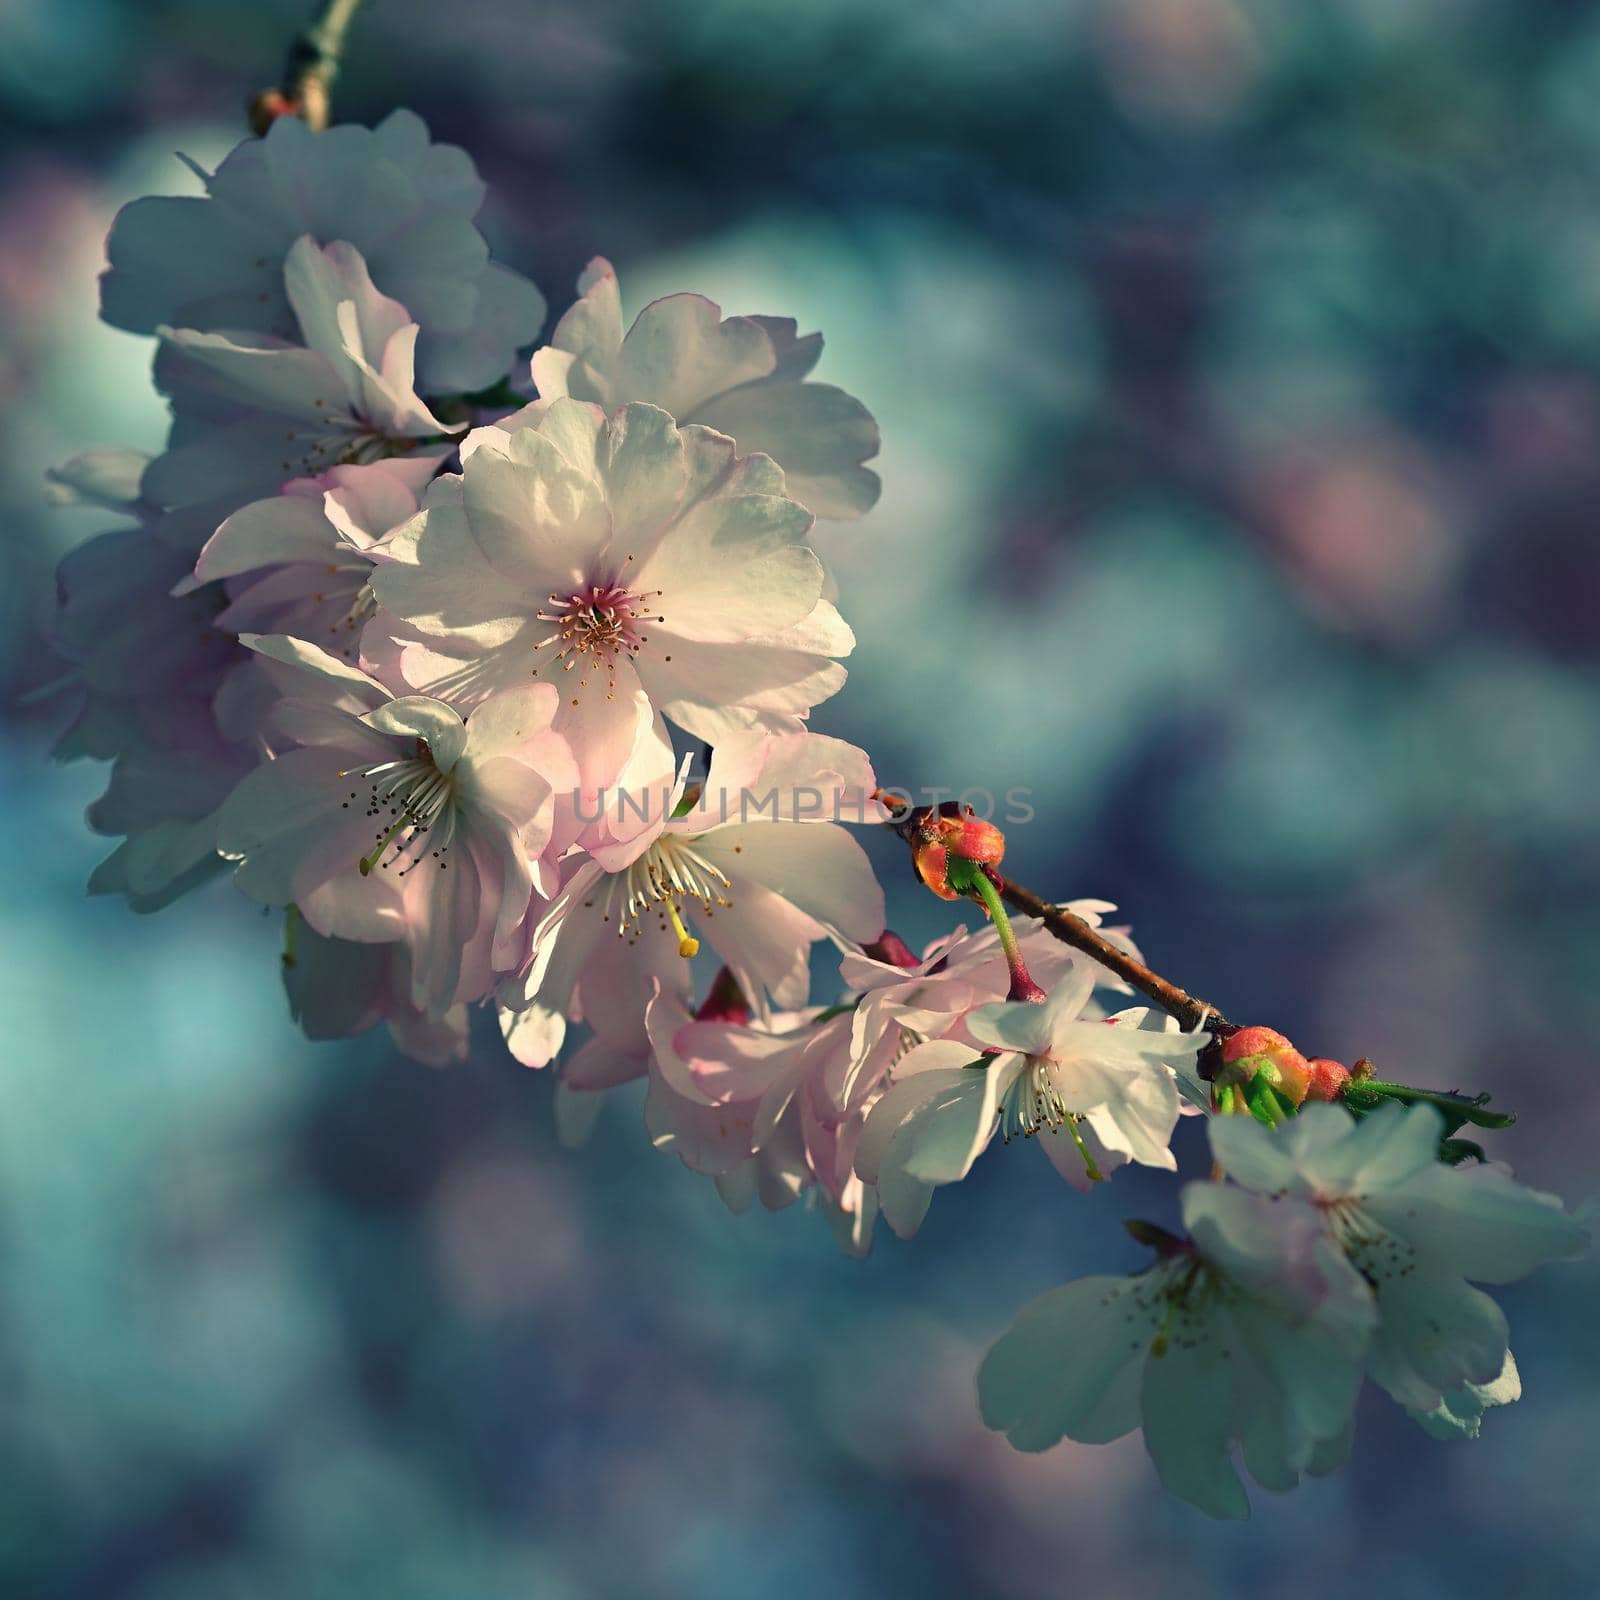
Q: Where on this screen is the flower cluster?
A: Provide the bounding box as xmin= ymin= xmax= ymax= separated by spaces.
xmin=47 ymin=106 xmax=1587 ymax=1519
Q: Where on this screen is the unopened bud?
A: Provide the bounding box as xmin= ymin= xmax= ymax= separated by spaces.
xmin=1219 ymin=1025 xmax=1311 ymax=1106
xmin=695 ymin=966 xmax=750 ymax=1026
xmin=864 ymin=930 xmax=920 ymax=969
xmin=1304 ymin=1057 xmax=1351 ymax=1102
xmin=907 ymin=802 xmax=1006 ymax=901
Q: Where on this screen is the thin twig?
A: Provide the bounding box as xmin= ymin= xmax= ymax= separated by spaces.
xmin=882 ymin=798 xmax=1226 ymax=1034
xmin=251 ymin=0 xmax=372 ymax=134
xmin=989 ymin=874 xmax=1224 ymax=1034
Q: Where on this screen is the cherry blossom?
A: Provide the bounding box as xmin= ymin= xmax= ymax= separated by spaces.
xmin=856 ymin=970 xmax=1205 ymax=1237
xmin=978 ymin=1180 xmax=1377 ymax=1518
xmin=368 ymin=401 xmax=851 ymax=770
xmin=1209 ymin=1102 xmax=1589 ymax=1425
xmin=101 ymin=109 xmax=544 ymax=393
xmin=216 ymin=635 xmax=574 ymax=1015
xmin=145 ymin=236 xmax=462 ymax=525
xmin=497 ymin=731 xmax=885 ymax=1072
xmin=644 ymin=981 xmax=888 ymax=1257
xmin=531 ymin=257 xmax=880 ymax=518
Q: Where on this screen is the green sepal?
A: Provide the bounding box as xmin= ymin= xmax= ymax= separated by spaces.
xmin=1339 ymin=1080 xmax=1516 ymax=1136
xmin=1245 ymin=1068 xmax=1295 ymax=1128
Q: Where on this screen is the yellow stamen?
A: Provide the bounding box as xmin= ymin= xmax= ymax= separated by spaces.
xmin=666 ymin=898 xmax=699 ymax=959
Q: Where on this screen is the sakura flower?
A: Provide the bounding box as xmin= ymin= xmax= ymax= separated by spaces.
xmin=835 ymin=899 xmax=1144 ymax=1099
xmin=531 ymin=257 xmax=880 ymax=518
xmin=1209 ymin=1102 xmax=1588 ymax=1427
xmin=979 ymin=1180 xmax=1377 ymax=1519
xmin=145 ymin=236 xmax=462 ymax=524
xmin=216 ymin=636 xmax=574 ymax=1015
xmin=498 ymin=731 xmax=886 ymax=1072
xmin=856 ymin=972 xmax=1205 ymax=1237
xmin=180 ymin=455 xmax=443 ymax=660
xmin=369 ymin=400 xmax=851 ymax=771
xmin=643 ymin=976 xmax=887 ymax=1257
xmin=101 ymin=110 xmax=545 ymax=392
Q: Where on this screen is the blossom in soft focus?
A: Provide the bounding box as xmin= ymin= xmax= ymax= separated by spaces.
xmin=978 ymin=1180 xmax=1376 ymax=1518
xmin=283 ymin=918 xmax=470 ymax=1068
xmin=100 ymin=110 xmax=545 ymax=393
xmin=498 ymin=731 xmax=886 ymax=1072
xmin=531 ymin=257 xmax=880 ymax=518
xmin=51 ymin=517 xmax=260 ymax=909
xmin=1210 ymin=1102 xmax=1588 ymax=1428
xmin=216 ymin=635 xmax=573 ymax=1015
xmin=146 ymin=236 xmax=462 ymax=524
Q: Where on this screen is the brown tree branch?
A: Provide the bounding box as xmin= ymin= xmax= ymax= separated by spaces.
xmin=250 ymin=0 xmax=371 ymax=134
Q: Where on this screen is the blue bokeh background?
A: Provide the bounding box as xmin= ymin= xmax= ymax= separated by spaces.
xmin=4 ymin=1 xmax=1599 ymax=1594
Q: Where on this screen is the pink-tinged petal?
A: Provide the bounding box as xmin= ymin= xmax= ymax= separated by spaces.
xmin=390 ymin=1005 xmax=470 ymax=1068
xmin=400 ymin=826 xmax=483 ymax=1015
xmin=361 ymin=695 xmax=468 ymax=771
xmin=217 ymin=744 xmax=406 ymax=939
xmin=367 ymin=500 xmax=530 ymax=649
xmin=667 ymin=1018 xmax=807 ymax=1107
xmin=564 ymin=1033 xmax=650 ymax=1090
xmin=853 ymin=1042 xmax=983 ymax=1184
xmin=561 ymin=689 xmax=675 ymax=864
xmin=697 ymin=879 xmax=819 ymax=1012
xmin=187 ymin=490 xmax=334 ymax=585
xmin=526 ymin=395 xmax=605 ymax=478
xmin=690 ymin=380 xmax=881 ymax=519
xmin=460 ymin=422 xmax=612 ymax=589
xmin=157 ymin=324 xmax=341 ymax=425
xmin=893 ymin=1067 xmax=1004 ymax=1186
xmin=634 ymin=493 xmax=820 ymax=642
xmin=460 ymin=682 xmax=562 ymax=762
xmin=238 ymin=632 xmax=391 ymax=704
xmin=322 ymin=456 xmax=439 ymax=547
xmin=611 ymin=293 xmax=775 ymax=418
xmin=646 ymin=1075 xmax=761 ymax=1177
xmin=306 ymin=239 xmax=412 ymax=355
xmin=500 ymin=1002 xmax=567 ymax=1071
xmin=697 ymin=821 xmax=885 ymax=944
xmin=538 ymin=257 xmax=625 ymax=402
xmin=596 ymin=402 xmax=689 ymax=539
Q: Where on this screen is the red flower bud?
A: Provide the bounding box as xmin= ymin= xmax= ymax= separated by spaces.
xmin=1304 ymin=1057 xmax=1351 ymax=1102
xmin=695 ymin=967 xmax=751 ymax=1026
xmin=864 ymin=930 xmax=920 ymax=969
xmin=906 ymin=803 xmax=1006 ymax=901
xmin=1220 ymin=1025 xmax=1312 ymax=1106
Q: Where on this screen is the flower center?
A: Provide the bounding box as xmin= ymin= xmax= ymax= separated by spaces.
xmin=532 ymin=574 xmax=665 ymax=701
xmin=997 ymin=1056 xmax=1104 ymax=1178
xmin=343 ymin=739 xmax=458 ymax=878
xmin=615 ymin=834 xmax=733 ymax=957
xmin=1318 ymin=1195 xmax=1417 ymax=1285
xmin=998 ymin=1057 xmax=1071 ymax=1140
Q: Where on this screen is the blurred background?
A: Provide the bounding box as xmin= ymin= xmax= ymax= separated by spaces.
xmin=4 ymin=0 xmax=1600 ymax=1594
